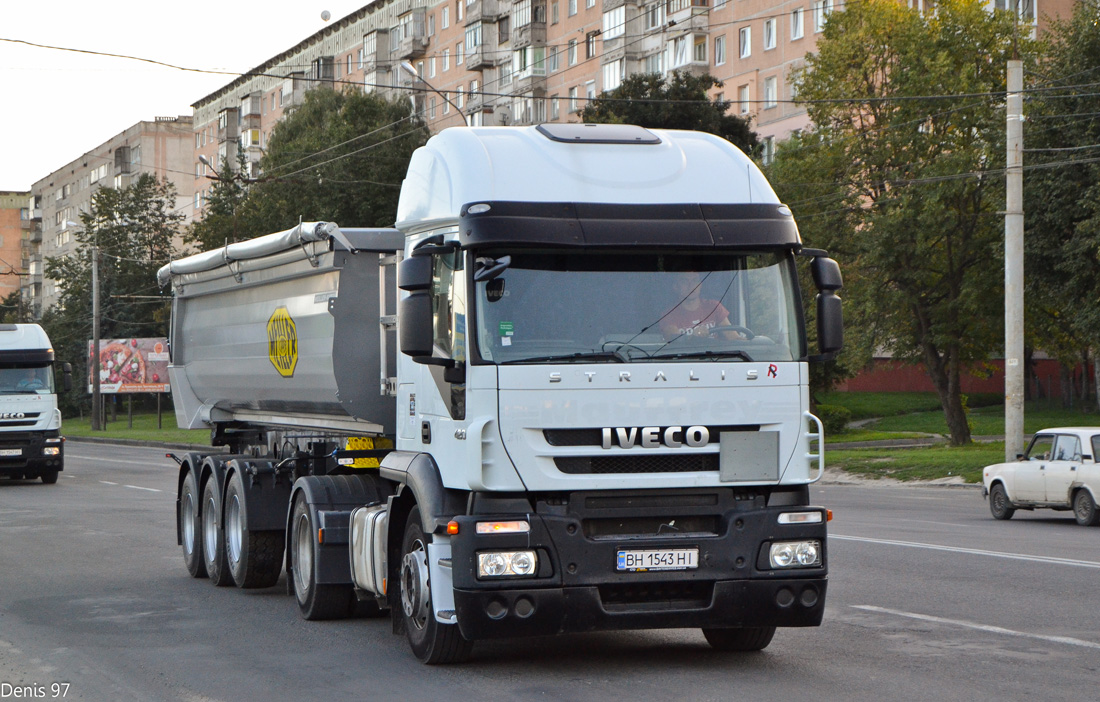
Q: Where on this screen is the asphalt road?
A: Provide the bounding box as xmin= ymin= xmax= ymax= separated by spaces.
xmin=1 ymin=443 xmax=1097 ymax=702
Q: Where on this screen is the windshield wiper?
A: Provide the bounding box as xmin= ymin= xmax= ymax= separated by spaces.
xmin=650 ymin=350 xmax=754 ymax=362
xmin=502 ymin=350 xmax=628 ymax=364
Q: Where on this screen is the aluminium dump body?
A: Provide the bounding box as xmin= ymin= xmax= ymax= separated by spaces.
xmin=162 ymin=226 xmax=402 ymax=434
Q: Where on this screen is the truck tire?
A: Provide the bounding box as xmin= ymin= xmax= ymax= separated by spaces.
xmin=40 ymin=469 xmax=59 ymax=484
xmin=289 ymin=494 xmax=356 ymax=620
xmin=400 ymin=506 xmax=473 ymax=664
xmin=180 ymin=470 xmax=207 ymax=578
xmin=225 ymin=470 xmax=284 ymax=589
xmin=201 ymin=477 xmax=233 ymax=586
xmin=702 ymin=626 xmax=776 ymax=651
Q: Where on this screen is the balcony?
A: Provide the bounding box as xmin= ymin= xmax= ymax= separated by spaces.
xmin=395 ymin=10 xmax=429 ymax=59
xmin=512 ymin=21 xmax=546 ymax=49
xmin=466 ymin=0 xmax=504 ymax=23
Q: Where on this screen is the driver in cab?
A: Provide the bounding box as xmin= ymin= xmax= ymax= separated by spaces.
xmin=660 ymin=272 xmax=745 ymax=341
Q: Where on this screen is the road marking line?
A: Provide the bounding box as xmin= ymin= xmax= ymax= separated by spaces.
xmin=852 ymin=605 xmax=1100 ymax=650
xmin=100 ymin=481 xmax=118 ymax=486
xmin=69 ymin=456 xmax=159 ymax=467
xmin=830 ymin=534 xmax=1100 ymax=569
xmin=123 ymin=485 xmax=161 ymax=493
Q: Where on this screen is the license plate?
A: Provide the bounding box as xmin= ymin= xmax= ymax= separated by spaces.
xmin=0 ymin=449 xmax=21 ymax=457
xmin=616 ymin=548 xmax=699 ymax=572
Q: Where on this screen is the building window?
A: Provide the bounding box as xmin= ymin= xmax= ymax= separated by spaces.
xmin=443 ymin=94 xmax=450 ymax=114
xmin=762 ymin=136 xmax=776 ymax=165
xmin=645 ymin=3 xmax=665 ymax=30
xmin=569 ymin=86 xmax=579 ymax=112
xmin=548 ymin=46 xmax=560 ymax=72
xmin=552 ymin=1 xmax=559 ymax=23
xmin=602 ymin=6 xmax=625 ymax=39
xmin=568 ymin=0 xmax=576 ymax=16
xmin=644 ymin=52 xmax=663 ymax=74
xmin=466 ymin=23 xmax=482 ymax=51
xmin=791 ymin=8 xmax=804 ymax=40
xmin=429 ymin=14 xmax=436 ymax=35
xmin=764 ymin=19 xmax=776 ymax=50
xmin=813 ymin=0 xmax=832 ymax=32
xmin=499 ymin=16 xmax=510 ymax=42
xmin=739 ymin=27 xmax=751 ymax=58
xmin=443 ymin=6 xmax=450 ymax=28
xmin=587 ymin=0 xmax=595 ymax=8
xmin=568 ymin=39 xmax=577 ymax=65
xmin=551 ymin=94 xmax=560 ymax=119
xmin=693 ymin=36 xmax=707 ymax=62
xmin=586 ymin=31 xmax=598 ymax=59
xmin=457 ymin=42 xmax=463 ymax=65
xmin=714 ymin=0 xmax=726 ymax=8
xmin=430 ymin=57 xmax=437 ymax=78
xmin=429 ymin=97 xmax=437 ymax=119
xmin=764 ymin=76 xmax=778 ymax=108
xmin=738 ymin=84 xmax=750 ymax=114
xmin=515 ymin=0 xmax=532 ymax=27
xmin=457 ymin=0 xmax=463 ymax=21
xmin=602 ymin=59 xmax=623 ymax=91
xmin=715 ymin=35 xmax=726 ymax=66
xmin=457 ymin=86 xmax=464 ymax=108
xmin=500 ymin=61 xmax=513 ymax=86
xmin=443 ymin=48 xmax=450 ymax=71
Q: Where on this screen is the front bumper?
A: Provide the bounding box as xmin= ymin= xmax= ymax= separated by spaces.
xmin=0 ymin=430 xmax=64 ymax=477
xmin=448 ymin=487 xmax=828 ymax=640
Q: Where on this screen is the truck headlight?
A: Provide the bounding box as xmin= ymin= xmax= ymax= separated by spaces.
xmin=477 ymin=551 xmax=537 ymax=577
xmin=42 ymin=447 xmax=61 ymax=456
xmin=769 ymin=541 xmax=821 ymax=568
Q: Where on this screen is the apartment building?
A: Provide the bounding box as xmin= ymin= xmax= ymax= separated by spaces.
xmin=0 ymin=192 xmax=31 ymax=315
xmin=192 ymin=0 xmax=1074 ymax=205
xmin=27 ymin=116 xmax=195 ymax=314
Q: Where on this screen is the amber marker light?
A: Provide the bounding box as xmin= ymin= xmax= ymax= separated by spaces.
xmin=827 ymin=509 xmax=833 ymax=522
xmin=447 ymin=521 xmax=460 ymax=535
xmin=475 ymin=520 xmax=531 ymax=534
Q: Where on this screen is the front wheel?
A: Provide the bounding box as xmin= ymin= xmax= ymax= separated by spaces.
xmin=702 ymin=626 xmax=776 ymax=651
xmin=400 ymin=506 xmax=472 ymax=664
xmin=989 ymin=483 xmax=1015 ymax=521
xmin=39 ymin=469 xmax=59 ymax=484
xmin=1073 ymin=489 xmax=1100 ymax=526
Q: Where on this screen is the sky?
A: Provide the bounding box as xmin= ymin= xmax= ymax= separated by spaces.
xmin=0 ymin=1 xmax=372 ymax=191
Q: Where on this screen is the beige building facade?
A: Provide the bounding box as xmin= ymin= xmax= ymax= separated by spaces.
xmin=192 ymin=0 xmax=1077 ymax=207
xmin=28 ymin=116 xmax=194 ymax=315
xmin=0 ymin=192 xmax=32 ymax=315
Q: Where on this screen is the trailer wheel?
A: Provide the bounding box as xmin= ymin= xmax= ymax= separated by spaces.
xmin=702 ymin=626 xmax=776 ymax=652
xmin=180 ymin=470 xmax=207 ymax=578
xmin=400 ymin=506 xmax=472 ymax=664
xmin=289 ymin=495 xmax=355 ymax=620
xmin=201 ymin=477 xmax=233 ymax=586
xmin=225 ymin=471 xmax=284 ymax=589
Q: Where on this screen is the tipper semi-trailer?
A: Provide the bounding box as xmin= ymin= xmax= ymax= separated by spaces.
xmin=159 ymin=123 xmax=844 ymax=664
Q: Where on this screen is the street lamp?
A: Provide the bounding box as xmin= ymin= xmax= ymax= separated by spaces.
xmin=400 ymin=61 xmax=469 ymax=127
xmin=67 ymin=220 xmax=102 ymax=431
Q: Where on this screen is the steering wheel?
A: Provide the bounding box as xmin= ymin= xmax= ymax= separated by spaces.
xmin=707 ymin=325 xmax=755 ymax=340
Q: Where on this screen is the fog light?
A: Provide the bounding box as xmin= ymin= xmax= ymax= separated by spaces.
xmin=477 ymin=550 xmax=538 ymax=578
xmin=769 ymin=540 xmax=822 ymax=569
xmin=778 ymin=511 xmax=823 ymax=525
xmin=42 ymin=447 xmax=61 ymax=456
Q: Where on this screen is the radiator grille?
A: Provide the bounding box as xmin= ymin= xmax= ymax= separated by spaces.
xmin=555 ymin=454 xmax=718 ymax=474
xmin=599 ymin=581 xmax=713 ymax=611
xmin=544 ymin=425 xmax=758 ymax=447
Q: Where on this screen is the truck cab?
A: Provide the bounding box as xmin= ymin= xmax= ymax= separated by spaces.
xmin=0 ymin=324 xmax=69 ymax=483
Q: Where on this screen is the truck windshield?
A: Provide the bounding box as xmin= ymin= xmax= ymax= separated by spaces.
xmin=0 ymin=365 xmax=55 ymax=394
xmin=473 ymin=251 xmax=803 ymax=364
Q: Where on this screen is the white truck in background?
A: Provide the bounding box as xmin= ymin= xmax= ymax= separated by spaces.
xmin=160 ymin=124 xmax=844 ymax=663
xmin=0 ymin=324 xmax=71 ymax=484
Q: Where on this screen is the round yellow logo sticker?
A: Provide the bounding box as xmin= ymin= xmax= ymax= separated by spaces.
xmin=267 ymin=307 xmax=298 ymax=377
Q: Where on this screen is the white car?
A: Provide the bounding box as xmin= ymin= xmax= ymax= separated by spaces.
xmin=983 ymin=427 xmax=1100 ymax=526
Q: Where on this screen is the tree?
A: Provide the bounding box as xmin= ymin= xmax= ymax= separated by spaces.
xmin=1022 ymin=2 xmax=1100 ymax=408
xmin=185 ymin=150 xmax=250 ymax=253
xmin=582 ymin=71 xmax=758 ymax=154
xmin=0 ymin=290 xmax=26 ymax=324
xmin=42 ymin=174 xmax=183 ymax=415
xmin=215 ymin=88 xmax=429 ymax=241
xmin=768 ymin=0 xmax=1040 ymax=445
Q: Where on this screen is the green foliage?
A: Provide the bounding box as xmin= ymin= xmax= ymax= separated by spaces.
xmin=185 ymin=151 xmax=250 ymax=252
xmin=768 ymin=0 xmax=1042 ymax=445
xmin=0 ymin=290 xmax=27 ymax=324
xmin=581 ymin=71 xmax=758 ymax=154
xmin=1022 ymin=3 xmax=1100 ymax=370
xmin=816 ymin=404 xmax=853 ymax=435
xmin=42 ymin=174 xmax=182 ymax=415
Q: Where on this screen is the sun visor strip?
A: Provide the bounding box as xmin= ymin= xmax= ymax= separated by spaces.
xmin=458 ymin=202 xmax=801 ymax=249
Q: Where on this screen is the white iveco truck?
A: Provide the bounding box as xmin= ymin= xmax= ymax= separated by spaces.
xmin=0 ymin=324 xmax=70 ymax=484
xmin=160 ymin=124 xmax=843 ymax=664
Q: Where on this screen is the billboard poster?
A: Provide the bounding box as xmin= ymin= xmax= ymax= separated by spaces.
xmin=87 ymin=338 xmax=170 ymax=394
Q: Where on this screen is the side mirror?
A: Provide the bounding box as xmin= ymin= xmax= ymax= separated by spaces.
xmin=399 ymin=292 xmax=434 ymax=357
xmin=812 ymin=257 xmax=843 ymax=291
xmin=816 ymin=292 xmax=843 ymax=356
xmin=398 ymin=256 xmax=432 ymax=291
xmin=62 ymin=362 xmax=73 ymax=392
xmin=1016 ymin=453 xmax=1026 ymax=461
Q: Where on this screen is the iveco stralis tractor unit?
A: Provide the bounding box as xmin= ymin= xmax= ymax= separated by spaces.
xmin=160 ymin=124 xmax=843 ymax=663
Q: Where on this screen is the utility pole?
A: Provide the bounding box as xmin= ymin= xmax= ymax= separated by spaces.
xmin=1005 ymin=59 xmax=1024 ymax=460
xmin=91 ymin=245 xmax=102 ymax=431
